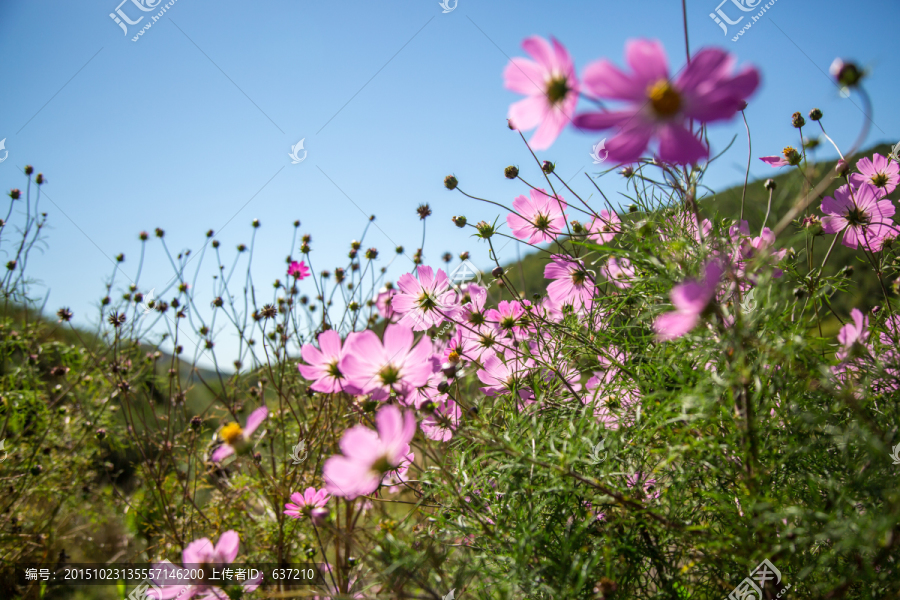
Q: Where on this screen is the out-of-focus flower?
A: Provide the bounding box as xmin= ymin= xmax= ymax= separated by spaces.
xmin=625 ymin=473 xmax=660 ymax=502
xmin=586 ymin=209 xmax=622 ymax=244
xmin=653 ymin=260 xmax=724 ymax=341
xmin=573 ymin=40 xmax=759 ymax=164
xmin=211 ymin=407 xmax=268 ymax=462
xmin=601 ymin=256 xmax=635 ymax=289
xmin=288 ymin=260 xmax=311 ymax=279
xmin=504 ymin=36 xmax=579 ymax=150
xmin=285 ymin=487 xmax=330 ymax=526
xmin=420 ymin=398 xmax=462 ymax=441
xmin=322 ymin=405 xmax=416 ymax=499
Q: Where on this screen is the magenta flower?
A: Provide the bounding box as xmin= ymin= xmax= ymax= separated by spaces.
xmin=836 ymin=308 xmax=871 ymax=362
xmin=285 ymin=487 xmax=330 ymax=525
xmin=573 ymin=40 xmax=759 ymax=164
xmin=459 ymin=323 xmax=503 ymax=362
xmin=211 ymin=407 xmax=268 ymax=462
xmin=653 ymin=260 xmax=724 ymax=341
xmin=584 ymin=351 xmax=640 ymax=429
xmin=340 ymin=323 xmax=436 ymax=401
xmin=148 ymin=531 xmax=259 ymax=599
xmin=393 ymin=266 xmax=461 ymax=331
xmin=821 ymin=182 xmax=896 ymax=250
xmin=299 ymin=330 xmax=351 ymax=393
xmin=504 ymin=35 xmax=579 ymax=151
xmin=850 ymin=153 xmax=899 ymax=196
xmin=586 ymin=209 xmax=622 ymax=244
xmin=288 ymin=260 xmax=311 ymax=279
xmin=442 ymin=327 xmax=479 ymax=365
xmin=544 ymin=254 xmax=596 ymax=308
xmin=507 ymin=188 xmax=568 ymax=244
xmin=322 ymin=405 xmax=416 ymax=499
xmin=601 ymin=256 xmax=635 ymax=289
xmin=729 ymin=220 xmax=786 ymax=280
xmin=759 ymin=146 xmax=801 ymax=168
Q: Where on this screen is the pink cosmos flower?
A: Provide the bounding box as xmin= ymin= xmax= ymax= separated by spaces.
xmin=285 ymin=487 xmax=330 ymax=525
xmin=486 ymin=300 xmax=528 ymax=339
xmin=442 ymin=327 xmax=479 ymax=365
xmin=504 ymin=35 xmax=579 ymax=151
xmin=339 ymin=324 xmax=436 ymax=401
xmin=507 ymin=188 xmax=568 ymax=244
xmin=477 ymin=349 xmax=536 ymax=398
xmin=288 ymin=260 xmax=311 ymax=279
xmin=420 ymin=398 xmax=462 ymax=442
xmin=584 ymin=351 xmax=640 ymax=429
xmin=729 ymin=220 xmax=786 ymax=281
xmin=147 ymin=531 xmax=260 ymax=599
xmin=836 ymin=308 xmax=871 ymax=363
xmin=653 ymin=260 xmax=724 ymax=341
xmin=322 ymin=405 xmax=416 ymax=499
xmin=625 ymin=473 xmax=660 ymax=502
xmin=573 ymin=40 xmax=759 ymax=164
xmin=211 ymin=407 xmax=268 ymax=462
xmin=459 ymin=322 xmax=503 ymax=363
xmin=586 ymin=209 xmax=622 ymax=244
xmin=601 ymin=256 xmax=635 ymax=289
xmin=299 ymin=330 xmax=351 ymax=393
xmin=405 ymin=371 xmax=448 ymax=410
xmin=544 ymin=254 xmax=596 ymax=308
xmin=821 ymin=182 xmax=896 ymax=250
xmin=759 ymin=146 xmax=802 ymax=168
xmin=393 ymin=266 xmax=462 ymax=331
xmin=850 ymin=153 xmax=899 ymax=195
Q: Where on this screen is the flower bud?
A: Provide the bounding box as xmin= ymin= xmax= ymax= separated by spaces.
xmin=841 ymin=265 xmax=854 ymax=277
xmin=396 ymin=245 xmax=404 ymax=254
xmin=476 ymin=221 xmax=495 ymax=239
xmin=365 ymin=248 xmax=378 ymax=260
xmin=835 ymin=159 xmax=850 ymax=176
xmin=459 ymin=251 xmax=469 ymax=260
xmin=452 ymin=215 xmax=467 ymax=228
xmin=541 ymin=161 xmax=555 ymax=174
xmin=628 ymin=204 xmax=639 ymax=213
xmin=830 ymin=59 xmax=863 ymax=88
xmin=437 ymin=381 xmax=450 ymax=394
xmin=9 ymin=189 xmax=20 ymax=200
xmin=808 ymin=108 xmax=823 ymax=121
xmin=620 ymin=166 xmax=634 ymax=178
xmin=492 ymin=266 xmax=504 ymax=278
xmin=444 ymin=175 xmax=458 ymax=190
xmin=793 ymin=287 xmax=806 ymax=299
xmin=504 ymin=165 xmax=519 ymax=179
xmin=24 ymin=165 xmax=33 ymax=175
xmin=791 ymin=112 xmax=806 ymax=128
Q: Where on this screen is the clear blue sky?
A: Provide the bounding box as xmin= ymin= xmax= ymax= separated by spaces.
xmin=1 ymin=0 xmax=898 ymax=366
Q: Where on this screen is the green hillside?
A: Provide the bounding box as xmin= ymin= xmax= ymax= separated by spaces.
xmin=498 ymin=143 xmax=898 ymax=320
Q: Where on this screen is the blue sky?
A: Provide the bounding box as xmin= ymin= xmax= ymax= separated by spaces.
xmin=1 ymin=0 xmax=898 ymax=366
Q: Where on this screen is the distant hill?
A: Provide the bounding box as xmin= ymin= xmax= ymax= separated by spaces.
xmin=497 ymin=143 xmax=898 ymax=320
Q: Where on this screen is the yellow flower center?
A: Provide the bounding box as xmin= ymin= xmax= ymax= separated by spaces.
xmin=220 ymin=422 xmax=244 ymax=445
xmin=647 ymin=80 xmax=681 ymax=117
